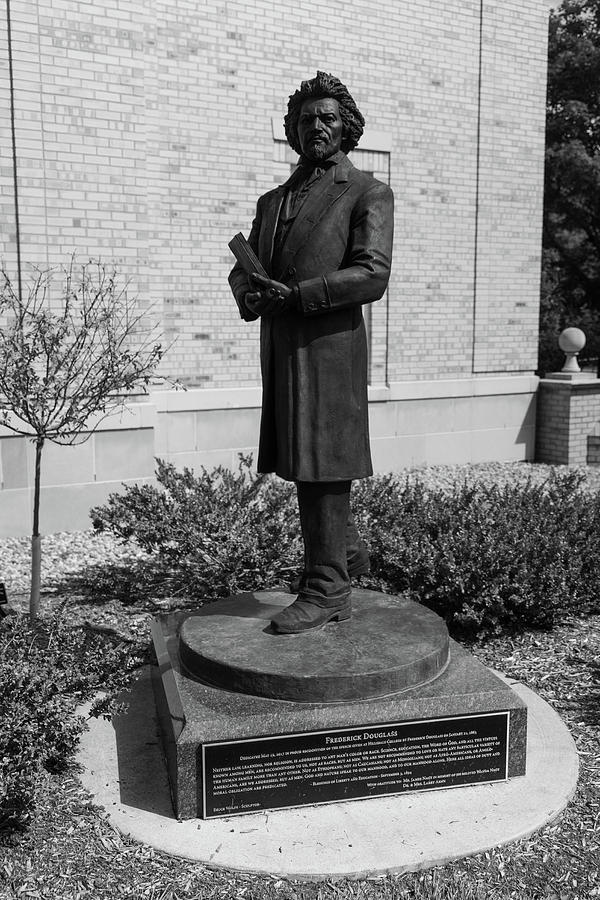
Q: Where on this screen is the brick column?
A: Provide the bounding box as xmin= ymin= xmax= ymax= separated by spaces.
xmin=536 ymin=376 xmax=600 ymax=465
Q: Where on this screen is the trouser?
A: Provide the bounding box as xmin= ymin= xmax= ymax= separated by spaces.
xmin=296 ymin=480 xmax=367 ymax=606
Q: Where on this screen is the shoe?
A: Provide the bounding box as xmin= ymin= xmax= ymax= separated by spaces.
xmin=288 ymin=558 xmax=369 ymax=594
xmin=271 ymin=597 xmax=351 ymax=634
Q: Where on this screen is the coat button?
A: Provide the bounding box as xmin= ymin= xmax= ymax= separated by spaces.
xmin=288 ymin=265 xmax=296 ymax=277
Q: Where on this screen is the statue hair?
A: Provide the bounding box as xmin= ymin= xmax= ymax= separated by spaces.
xmin=284 ymin=71 xmax=365 ymax=156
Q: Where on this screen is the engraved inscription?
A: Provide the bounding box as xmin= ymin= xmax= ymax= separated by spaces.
xmin=202 ymin=713 xmax=509 ymax=818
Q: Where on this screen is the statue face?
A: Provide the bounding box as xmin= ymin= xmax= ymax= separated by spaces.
xmin=297 ymin=97 xmax=343 ymax=161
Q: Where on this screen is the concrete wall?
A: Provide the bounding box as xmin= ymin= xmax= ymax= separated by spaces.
xmin=0 ymin=399 xmax=157 ymax=537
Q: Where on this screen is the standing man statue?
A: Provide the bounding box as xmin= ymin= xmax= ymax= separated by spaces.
xmin=229 ymin=71 xmax=394 ymax=635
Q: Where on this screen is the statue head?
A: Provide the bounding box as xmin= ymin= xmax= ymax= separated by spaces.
xmin=284 ymin=71 xmax=365 ymax=158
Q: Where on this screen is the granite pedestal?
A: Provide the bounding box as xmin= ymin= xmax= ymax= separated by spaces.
xmin=151 ymin=589 xmax=527 ymax=820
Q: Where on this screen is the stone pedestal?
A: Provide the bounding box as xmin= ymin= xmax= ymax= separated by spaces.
xmin=178 ymin=590 xmax=449 ymax=702
xmin=151 ymin=589 xmax=527 ymax=820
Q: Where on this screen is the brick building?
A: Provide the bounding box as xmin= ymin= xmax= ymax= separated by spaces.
xmin=0 ymin=0 xmax=550 ymax=536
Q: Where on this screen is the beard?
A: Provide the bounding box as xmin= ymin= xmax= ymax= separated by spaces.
xmin=303 ymin=140 xmax=334 ymax=162
xmin=308 ymin=145 xmax=329 ymax=160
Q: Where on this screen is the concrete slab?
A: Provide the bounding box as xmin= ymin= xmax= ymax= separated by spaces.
xmin=77 ymin=666 xmax=579 ymax=881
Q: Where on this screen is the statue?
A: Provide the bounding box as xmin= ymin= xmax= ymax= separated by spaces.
xmin=229 ymin=72 xmax=394 ymax=634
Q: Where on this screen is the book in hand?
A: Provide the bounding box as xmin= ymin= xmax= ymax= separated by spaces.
xmin=228 ymin=232 xmax=269 ymax=280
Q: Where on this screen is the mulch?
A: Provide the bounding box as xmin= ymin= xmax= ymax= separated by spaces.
xmin=1 ymin=462 xmax=600 ymax=899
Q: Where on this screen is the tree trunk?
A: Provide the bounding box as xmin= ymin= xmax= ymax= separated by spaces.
xmin=30 ymin=436 xmax=44 ymax=620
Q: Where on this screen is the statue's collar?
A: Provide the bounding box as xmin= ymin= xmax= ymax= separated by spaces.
xmin=297 ymin=149 xmax=345 ymax=171
xmin=283 ymin=151 xmax=351 ymax=187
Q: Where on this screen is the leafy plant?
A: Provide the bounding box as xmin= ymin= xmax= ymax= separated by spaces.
xmin=92 ymin=454 xmax=302 ymax=599
xmin=352 ymin=469 xmax=600 ymax=638
xmin=0 ymin=613 xmax=146 ymax=833
xmin=0 ymin=259 xmax=169 ymax=618
xmin=93 ymin=460 xmax=600 ymax=640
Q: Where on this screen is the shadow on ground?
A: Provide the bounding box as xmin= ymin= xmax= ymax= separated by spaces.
xmin=52 ymin=556 xmax=200 ymax=610
xmin=50 ymin=555 xmax=295 ymax=619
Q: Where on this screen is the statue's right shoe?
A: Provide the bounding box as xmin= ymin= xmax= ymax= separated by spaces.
xmin=288 ymin=557 xmax=369 ymax=594
xmin=271 ymin=597 xmax=352 ymax=634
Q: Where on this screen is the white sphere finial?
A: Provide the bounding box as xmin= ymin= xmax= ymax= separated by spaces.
xmin=558 ymin=327 xmax=586 ymax=373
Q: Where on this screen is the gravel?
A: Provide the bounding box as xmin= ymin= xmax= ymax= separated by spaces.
xmin=1 ymin=530 xmax=150 ymax=597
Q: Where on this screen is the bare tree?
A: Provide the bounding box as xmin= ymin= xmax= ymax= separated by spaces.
xmin=0 ymin=258 xmax=168 ymax=619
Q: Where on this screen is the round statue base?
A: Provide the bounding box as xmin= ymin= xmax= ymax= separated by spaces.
xmin=178 ymin=589 xmax=450 ymax=702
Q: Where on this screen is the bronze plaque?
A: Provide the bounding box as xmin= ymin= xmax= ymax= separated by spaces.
xmin=201 ymin=712 xmax=509 ymax=818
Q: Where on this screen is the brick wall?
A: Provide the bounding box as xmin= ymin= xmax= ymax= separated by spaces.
xmin=535 ymin=382 xmax=571 ymax=464
xmin=472 ymin=1 xmax=548 ymax=374
xmin=1 ymin=0 xmax=548 ymax=387
xmin=0 ymin=1 xmax=550 ymax=536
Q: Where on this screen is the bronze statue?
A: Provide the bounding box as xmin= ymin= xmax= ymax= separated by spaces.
xmin=229 ymin=72 xmax=394 ymax=634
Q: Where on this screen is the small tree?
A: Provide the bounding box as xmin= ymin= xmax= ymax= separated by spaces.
xmin=0 ymin=258 xmax=167 ymax=619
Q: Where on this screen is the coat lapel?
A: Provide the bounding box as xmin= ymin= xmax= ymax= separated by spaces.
xmin=259 ymin=188 xmax=286 ymax=276
xmin=274 ymin=156 xmax=354 ymax=280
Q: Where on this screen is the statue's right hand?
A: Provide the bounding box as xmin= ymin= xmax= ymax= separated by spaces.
xmin=245 ymin=275 xmax=297 ymax=317
xmin=244 ymin=291 xmax=265 ymax=316
xmin=245 ymin=291 xmax=286 ymax=317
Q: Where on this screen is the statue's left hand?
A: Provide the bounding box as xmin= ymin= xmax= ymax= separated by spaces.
xmin=246 ymin=274 xmax=297 ymax=316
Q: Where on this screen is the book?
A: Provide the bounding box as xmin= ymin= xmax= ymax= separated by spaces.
xmin=228 ymin=232 xmax=269 ymax=279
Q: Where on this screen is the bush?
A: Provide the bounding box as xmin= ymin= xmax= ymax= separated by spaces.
xmin=352 ymin=469 xmax=600 ymax=638
xmin=91 ymin=454 xmax=302 ymax=599
xmin=0 ymin=615 xmax=145 ymax=834
xmin=93 ymin=460 xmax=600 ymax=640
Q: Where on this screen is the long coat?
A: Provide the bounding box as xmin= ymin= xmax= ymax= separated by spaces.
xmin=229 ymin=153 xmax=394 ymax=483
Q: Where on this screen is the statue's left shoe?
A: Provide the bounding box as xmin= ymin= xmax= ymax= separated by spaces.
xmin=271 ymin=596 xmax=351 ymax=634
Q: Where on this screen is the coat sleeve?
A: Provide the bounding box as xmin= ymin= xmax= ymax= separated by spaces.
xmin=228 ymin=198 xmax=263 ymax=322
xmin=296 ymin=183 xmax=394 ymax=316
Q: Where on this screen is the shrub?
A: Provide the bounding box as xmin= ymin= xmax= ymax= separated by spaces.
xmin=93 ymin=461 xmax=600 ymax=640
xmin=352 ymin=469 xmax=600 ymax=638
xmin=0 ymin=614 xmax=145 ymax=834
xmin=91 ymin=454 xmax=302 ymax=599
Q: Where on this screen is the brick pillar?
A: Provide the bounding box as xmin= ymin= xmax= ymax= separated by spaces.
xmin=587 ymin=436 xmax=600 ymax=465
xmin=536 ymin=376 xmax=600 ymax=465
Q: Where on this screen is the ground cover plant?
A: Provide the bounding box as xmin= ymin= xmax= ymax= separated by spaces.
xmin=0 ymin=462 xmax=599 ymax=899
xmin=0 ymin=614 xmax=145 ymax=833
